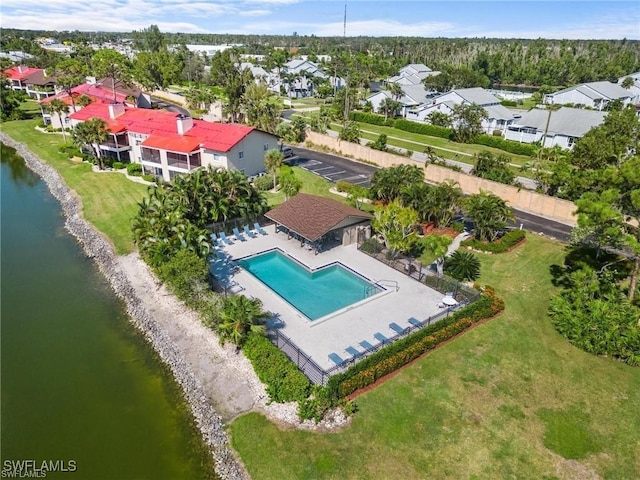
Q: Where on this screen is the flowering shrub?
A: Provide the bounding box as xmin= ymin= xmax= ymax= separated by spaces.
xmin=327 ymin=287 xmax=504 ymax=399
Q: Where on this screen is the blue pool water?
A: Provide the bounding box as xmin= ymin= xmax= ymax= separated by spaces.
xmin=238 ymin=250 xmax=381 ymax=320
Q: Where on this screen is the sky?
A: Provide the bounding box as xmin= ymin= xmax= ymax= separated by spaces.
xmin=1 ymin=0 xmax=639 ymax=40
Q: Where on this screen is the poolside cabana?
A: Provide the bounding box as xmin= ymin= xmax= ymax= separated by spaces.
xmin=265 ymin=193 xmax=372 ymax=253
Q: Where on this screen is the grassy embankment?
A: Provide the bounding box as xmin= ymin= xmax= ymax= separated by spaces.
xmin=229 ymin=234 xmax=640 ymax=480
xmin=326 ymin=120 xmax=534 ymax=175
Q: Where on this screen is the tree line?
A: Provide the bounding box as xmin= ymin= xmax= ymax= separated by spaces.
xmin=3 ymin=28 xmax=639 ymax=88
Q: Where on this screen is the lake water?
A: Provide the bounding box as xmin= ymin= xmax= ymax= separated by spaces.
xmin=0 ymin=143 xmax=216 ymax=479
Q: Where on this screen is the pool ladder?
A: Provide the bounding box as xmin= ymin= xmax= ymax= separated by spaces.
xmin=365 ymin=279 xmax=399 ymax=297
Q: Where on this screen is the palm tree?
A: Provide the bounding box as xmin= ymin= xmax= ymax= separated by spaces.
xmin=446 ymin=250 xmax=481 ymax=282
xmin=465 ymin=190 xmax=514 ymax=242
xmin=216 ymin=295 xmax=269 ymax=347
xmin=423 ymin=146 xmax=439 ymax=164
xmin=76 ymin=95 xmax=93 ymax=108
xmin=387 ymin=82 xmax=404 ymax=101
xmin=71 ymin=118 xmax=109 ymax=169
xmin=264 ymin=149 xmax=284 ymax=191
xmin=428 ymin=180 xmax=463 ymax=227
xmin=621 ymin=76 xmax=634 ymax=89
xmin=47 ymin=99 xmax=69 ymax=141
xmin=379 ymin=97 xmax=401 ymax=121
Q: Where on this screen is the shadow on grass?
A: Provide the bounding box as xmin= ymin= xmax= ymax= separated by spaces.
xmin=549 ymin=245 xmax=633 ymax=288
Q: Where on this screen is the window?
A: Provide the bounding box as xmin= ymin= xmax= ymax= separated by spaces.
xmin=141 ymin=147 xmax=161 ymax=163
xmin=567 ymin=137 xmax=576 ymax=147
xmin=238 ymin=151 xmax=244 ymax=159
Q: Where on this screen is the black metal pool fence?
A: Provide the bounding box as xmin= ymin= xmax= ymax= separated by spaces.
xmin=268 ymin=301 xmax=465 ymax=386
xmin=261 ymin=233 xmax=481 ymax=385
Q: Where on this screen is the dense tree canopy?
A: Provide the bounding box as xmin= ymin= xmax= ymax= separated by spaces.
xmin=132 ymin=167 xmax=266 ymax=266
xmin=369 ymin=164 xmax=424 ymax=203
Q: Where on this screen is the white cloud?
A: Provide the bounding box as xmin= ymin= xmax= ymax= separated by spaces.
xmin=0 ymin=0 xmax=637 ymax=39
xmin=242 ymin=0 xmax=300 ymax=4
xmin=239 ymin=9 xmax=272 ymax=17
xmin=0 ymin=13 xmax=208 ymax=33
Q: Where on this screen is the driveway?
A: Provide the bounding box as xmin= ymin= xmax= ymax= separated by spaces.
xmin=286 ymin=146 xmax=376 ymax=187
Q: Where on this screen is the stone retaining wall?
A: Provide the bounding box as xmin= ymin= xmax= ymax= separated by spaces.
xmin=0 ymin=133 xmax=249 ymax=480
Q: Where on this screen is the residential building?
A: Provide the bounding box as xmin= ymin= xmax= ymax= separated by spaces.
xmin=3 ymin=65 xmax=60 ymax=100
xmin=387 ymin=63 xmax=439 ymax=86
xmin=367 ymin=83 xmax=434 ymax=117
xmin=185 ymin=44 xmax=242 ymax=57
xmin=0 ymin=51 xmax=34 ymax=63
xmin=39 ymin=78 xmax=150 ymax=129
xmin=544 ymin=81 xmax=633 ymax=110
xmin=68 ymin=103 xmax=278 ymax=182
xmin=241 ymin=58 xmax=344 ymax=98
xmin=406 ymin=87 xmax=516 ymax=134
xmin=618 ymin=72 xmax=640 ymax=105
xmin=504 ymin=107 xmax=607 ymax=149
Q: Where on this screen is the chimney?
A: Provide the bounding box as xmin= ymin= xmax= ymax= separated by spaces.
xmin=18 ymin=65 xmax=25 ymax=73
xmin=108 ymin=103 xmax=125 ymax=119
xmin=176 ymin=115 xmax=193 ymax=135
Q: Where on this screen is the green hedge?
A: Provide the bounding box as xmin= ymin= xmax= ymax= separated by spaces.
xmin=326 ymin=287 xmax=504 ymax=399
xmin=127 ymin=163 xmax=143 ymax=176
xmin=336 ymin=180 xmax=356 ymax=193
xmin=349 ymin=111 xmax=395 ymax=126
xmin=394 ymin=119 xmax=454 ymax=140
xmin=243 ymin=333 xmax=311 ymax=403
xmin=475 ymin=135 xmax=538 ymax=156
xmin=58 ymin=144 xmax=82 ymax=157
xmin=252 ymin=174 xmax=275 ymax=192
xmin=462 ymin=229 xmax=526 ymax=253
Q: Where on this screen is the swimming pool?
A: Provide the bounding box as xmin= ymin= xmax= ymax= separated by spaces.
xmin=238 ymin=249 xmax=382 ymax=320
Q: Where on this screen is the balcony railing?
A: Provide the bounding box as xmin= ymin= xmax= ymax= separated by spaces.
xmin=101 ymin=140 xmax=131 ymax=150
xmin=141 ymin=156 xmax=161 ymax=164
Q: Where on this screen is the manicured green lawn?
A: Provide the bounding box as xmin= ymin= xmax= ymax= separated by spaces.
xmin=264 ymin=167 xmax=373 ymax=212
xmin=2 ymin=120 xmax=147 ymax=254
xmin=229 ymin=235 xmax=640 ymax=479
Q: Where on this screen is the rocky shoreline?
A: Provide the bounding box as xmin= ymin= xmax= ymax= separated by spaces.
xmin=1 ymin=133 xmax=248 ymax=480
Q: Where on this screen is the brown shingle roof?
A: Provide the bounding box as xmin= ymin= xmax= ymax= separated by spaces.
xmin=24 ymin=69 xmax=57 ymax=86
xmin=265 ymin=193 xmax=372 ymax=242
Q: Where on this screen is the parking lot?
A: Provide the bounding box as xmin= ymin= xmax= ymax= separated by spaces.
xmin=285 ymin=146 xmax=376 ymax=187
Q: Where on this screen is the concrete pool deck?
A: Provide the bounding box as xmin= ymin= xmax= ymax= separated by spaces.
xmin=211 ymin=226 xmax=448 ymax=370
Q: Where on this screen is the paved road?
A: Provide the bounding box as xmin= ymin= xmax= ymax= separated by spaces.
xmin=510 ymin=209 xmax=572 ymax=242
xmin=288 ymin=145 xmax=572 ymax=241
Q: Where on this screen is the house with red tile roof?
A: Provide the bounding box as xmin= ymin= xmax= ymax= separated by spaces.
xmin=3 ymin=65 xmax=59 ymax=100
xmin=68 ymin=103 xmax=278 ymax=181
xmin=39 ymin=78 xmax=150 ymax=129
